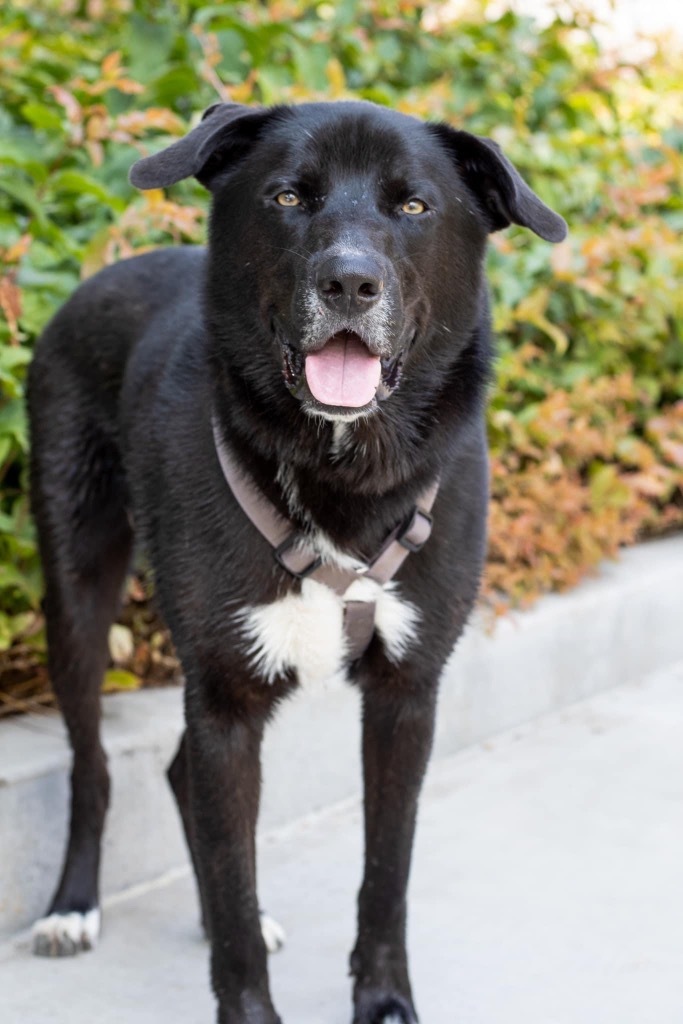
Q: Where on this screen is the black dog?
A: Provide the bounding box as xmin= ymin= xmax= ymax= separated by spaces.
xmin=27 ymin=100 xmax=565 ymax=1023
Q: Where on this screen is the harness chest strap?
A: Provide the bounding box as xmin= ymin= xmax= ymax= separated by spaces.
xmin=212 ymin=417 xmax=439 ymax=660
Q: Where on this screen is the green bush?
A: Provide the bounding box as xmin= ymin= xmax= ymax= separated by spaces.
xmin=0 ymin=0 xmax=681 ymax=660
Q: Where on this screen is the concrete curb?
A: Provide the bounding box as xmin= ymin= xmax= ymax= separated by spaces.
xmin=1 ymin=535 xmax=682 ymax=940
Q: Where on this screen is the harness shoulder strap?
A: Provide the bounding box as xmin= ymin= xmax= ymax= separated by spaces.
xmin=212 ymin=416 xmax=438 ymax=661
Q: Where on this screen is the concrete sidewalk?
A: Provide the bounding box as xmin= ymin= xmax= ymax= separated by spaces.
xmin=3 ymin=660 xmax=682 ymax=1024
xmin=4 ymin=535 xmax=683 ymax=944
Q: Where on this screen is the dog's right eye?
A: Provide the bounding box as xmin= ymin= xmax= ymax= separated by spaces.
xmin=401 ymin=198 xmax=427 ymax=216
xmin=276 ymin=191 xmax=301 ymax=207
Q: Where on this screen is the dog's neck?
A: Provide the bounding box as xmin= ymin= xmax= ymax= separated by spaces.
xmin=210 ymin=319 xmax=489 ymax=556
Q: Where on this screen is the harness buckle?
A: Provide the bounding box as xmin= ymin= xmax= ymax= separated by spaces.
xmin=274 ymin=533 xmax=323 ymax=579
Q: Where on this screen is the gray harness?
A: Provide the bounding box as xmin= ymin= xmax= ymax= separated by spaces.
xmin=212 ymin=417 xmax=438 ymax=660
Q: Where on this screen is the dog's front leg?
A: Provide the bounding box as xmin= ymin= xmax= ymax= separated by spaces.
xmin=185 ymin=692 xmax=281 ymax=1024
xmin=350 ymin=674 xmax=439 ymax=1024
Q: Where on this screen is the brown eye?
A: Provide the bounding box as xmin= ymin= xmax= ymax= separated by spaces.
xmin=401 ymin=198 xmax=427 ymax=215
xmin=276 ymin=191 xmax=301 ymax=207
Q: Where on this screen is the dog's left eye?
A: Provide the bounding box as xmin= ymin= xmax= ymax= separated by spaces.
xmin=276 ymin=191 xmax=301 ymax=207
xmin=401 ymin=198 xmax=427 ymax=215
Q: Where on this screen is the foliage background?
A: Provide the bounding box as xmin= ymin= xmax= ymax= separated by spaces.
xmin=0 ymin=0 xmax=681 ymax=700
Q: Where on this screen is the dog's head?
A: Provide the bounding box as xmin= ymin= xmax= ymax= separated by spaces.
xmin=130 ymin=101 xmax=566 ymax=424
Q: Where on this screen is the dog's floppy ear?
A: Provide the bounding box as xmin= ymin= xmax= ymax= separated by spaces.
xmin=430 ymin=124 xmax=567 ymax=243
xmin=129 ymin=102 xmax=275 ymax=191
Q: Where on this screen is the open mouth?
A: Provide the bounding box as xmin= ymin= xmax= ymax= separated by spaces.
xmin=281 ymin=330 xmax=406 ymax=410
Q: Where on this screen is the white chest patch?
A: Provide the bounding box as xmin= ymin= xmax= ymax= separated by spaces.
xmin=237 ymin=577 xmax=419 ymax=687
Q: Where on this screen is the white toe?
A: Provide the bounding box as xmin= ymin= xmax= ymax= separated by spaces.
xmin=32 ymin=908 xmax=101 ymax=956
xmin=259 ymin=912 xmax=286 ymax=953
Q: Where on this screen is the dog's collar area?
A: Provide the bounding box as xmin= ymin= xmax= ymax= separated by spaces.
xmin=211 ymin=414 xmax=438 ymax=661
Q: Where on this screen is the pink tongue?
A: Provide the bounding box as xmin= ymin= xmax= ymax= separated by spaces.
xmin=305 ymin=334 xmax=381 ymax=408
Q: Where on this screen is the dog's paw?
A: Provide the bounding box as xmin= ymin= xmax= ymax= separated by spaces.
xmin=259 ymin=911 xmax=286 ymax=954
xmin=32 ymin=909 xmax=101 ymax=957
xmin=353 ymin=996 xmax=417 ymax=1024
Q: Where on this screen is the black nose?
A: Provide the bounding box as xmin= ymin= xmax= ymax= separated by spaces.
xmin=316 ymin=253 xmax=384 ymax=312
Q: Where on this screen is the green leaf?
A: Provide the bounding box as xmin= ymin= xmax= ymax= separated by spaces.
xmin=0 ymin=176 xmax=50 ymax=227
xmin=102 ymin=668 xmax=142 ymax=693
xmin=0 ymin=398 xmax=28 ymax=450
xmin=20 ymin=101 xmax=64 ymax=132
xmin=0 ymin=561 xmax=41 ymax=603
xmin=50 ymin=170 xmax=125 ymax=210
xmin=0 ymin=610 xmax=35 ymax=652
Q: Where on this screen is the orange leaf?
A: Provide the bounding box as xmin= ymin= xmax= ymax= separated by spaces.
xmin=0 ymin=275 xmax=22 ymax=342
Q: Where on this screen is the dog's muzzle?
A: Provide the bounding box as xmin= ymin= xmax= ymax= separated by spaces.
xmin=276 ymin=249 xmax=409 ymax=412
xmin=280 ymin=329 xmax=409 ymax=412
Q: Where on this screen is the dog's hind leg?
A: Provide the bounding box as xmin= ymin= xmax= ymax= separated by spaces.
xmin=168 ymin=730 xmax=286 ymax=954
xmin=29 ymin=385 xmax=133 ymax=957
